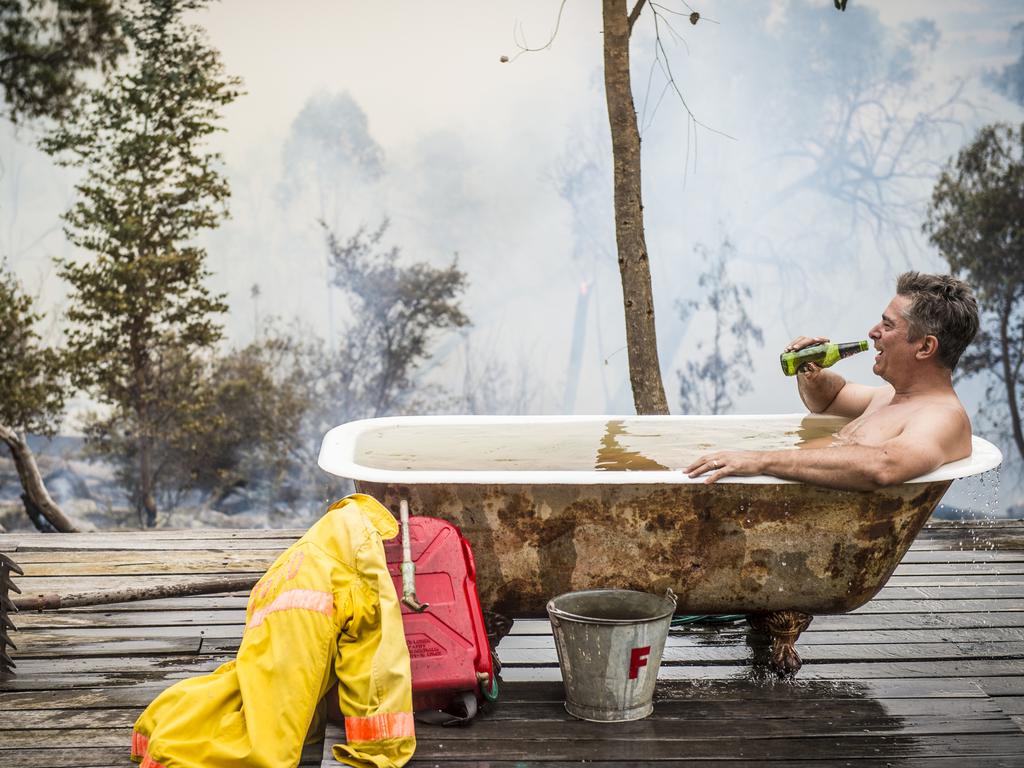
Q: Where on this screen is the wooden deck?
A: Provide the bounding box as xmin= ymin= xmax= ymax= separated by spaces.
xmin=1 ymin=520 xmax=1022 ymax=767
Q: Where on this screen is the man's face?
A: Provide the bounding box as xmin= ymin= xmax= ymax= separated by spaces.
xmin=868 ymin=295 xmax=918 ymax=381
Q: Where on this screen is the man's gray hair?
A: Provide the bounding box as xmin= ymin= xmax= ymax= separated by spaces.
xmin=896 ymin=272 xmax=979 ymax=370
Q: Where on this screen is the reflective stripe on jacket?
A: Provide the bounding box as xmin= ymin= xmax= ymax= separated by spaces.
xmin=131 ymin=493 xmax=416 ymax=768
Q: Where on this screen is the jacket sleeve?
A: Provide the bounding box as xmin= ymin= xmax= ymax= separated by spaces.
xmin=331 ymin=521 xmax=416 ymax=767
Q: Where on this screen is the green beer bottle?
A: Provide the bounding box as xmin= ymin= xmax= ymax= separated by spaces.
xmin=780 ymin=340 xmax=869 ymax=376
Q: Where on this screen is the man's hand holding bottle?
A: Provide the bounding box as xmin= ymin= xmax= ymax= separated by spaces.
xmin=780 ymin=338 xmax=868 ymax=376
xmin=782 ymin=336 xmax=831 ymax=377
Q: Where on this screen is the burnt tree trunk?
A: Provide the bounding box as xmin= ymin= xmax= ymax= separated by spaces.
xmin=602 ymin=0 xmax=669 ymax=416
xmin=0 ymin=424 xmax=79 ymax=533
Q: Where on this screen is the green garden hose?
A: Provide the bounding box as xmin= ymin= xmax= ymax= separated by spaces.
xmin=671 ymin=614 xmax=747 ymax=627
xmin=481 ymin=672 xmax=500 ymax=702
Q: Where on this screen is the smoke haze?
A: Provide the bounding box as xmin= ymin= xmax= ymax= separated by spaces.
xmin=2 ymin=0 xmax=1022 ymax=514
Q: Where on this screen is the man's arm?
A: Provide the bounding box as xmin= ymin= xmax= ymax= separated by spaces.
xmin=686 ymin=410 xmax=968 ymax=490
xmin=798 ymin=366 xmax=887 ymax=418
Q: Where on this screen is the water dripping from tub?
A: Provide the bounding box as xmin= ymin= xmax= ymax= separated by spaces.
xmin=968 ymin=466 xmax=1002 ymax=554
xmin=982 ymin=465 xmax=1001 ymax=552
xmin=948 ymin=465 xmax=1003 ymax=563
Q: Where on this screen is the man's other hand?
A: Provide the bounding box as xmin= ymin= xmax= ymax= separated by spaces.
xmin=685 ymin=451 xmax=765 ymax=483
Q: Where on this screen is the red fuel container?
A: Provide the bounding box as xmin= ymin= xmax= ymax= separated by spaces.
xmin=383 ymin=516 xmax=495 ymax=713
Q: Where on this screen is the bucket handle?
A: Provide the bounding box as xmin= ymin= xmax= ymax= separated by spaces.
xmin=546 ymin=603 xmax=576 ymax=622
xmin=547 ymin=587 xmax=679 ymax=622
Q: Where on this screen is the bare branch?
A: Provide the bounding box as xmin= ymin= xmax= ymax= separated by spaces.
xmin=648 ymin=9 xmax=735 ymax=142
xmin=508 ymin=0 xmax=570 ymax=63
xmin=627 ymin=0 xmax=648 ymax=34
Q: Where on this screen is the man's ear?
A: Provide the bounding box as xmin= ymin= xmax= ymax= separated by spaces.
xmin=916 ymin=335 xmax=940 ymax=361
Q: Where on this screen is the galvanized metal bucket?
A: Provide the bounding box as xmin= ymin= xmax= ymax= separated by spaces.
xmin=546 ymin=588 xmax=677 ymax=722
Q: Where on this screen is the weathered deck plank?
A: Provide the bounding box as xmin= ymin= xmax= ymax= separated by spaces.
xmin=1 ymin=520 xmax=1022 ymax=767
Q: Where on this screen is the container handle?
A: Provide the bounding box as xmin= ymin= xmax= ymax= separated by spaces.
xmin=547 ymin=603 xmax=573 ymax=621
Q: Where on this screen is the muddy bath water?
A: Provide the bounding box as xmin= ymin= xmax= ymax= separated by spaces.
xmin=318 ymin=414 xmax=1003 ymax=673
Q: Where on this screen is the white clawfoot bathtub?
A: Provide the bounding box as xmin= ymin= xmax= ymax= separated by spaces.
xmin=318 ymin=414 xmax=1001 ymax=673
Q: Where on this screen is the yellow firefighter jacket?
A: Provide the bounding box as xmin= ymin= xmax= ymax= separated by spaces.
xmin=131 ymin=494 xmax=416 ymax=768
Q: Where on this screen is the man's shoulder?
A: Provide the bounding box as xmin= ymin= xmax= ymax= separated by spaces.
xmin=902 ymin=394 xmax=972 ymax=445
xmin=926 ymin=390 xmax=970 ymax=418
xmin=876 ymin=388 xmax=970 ymax=430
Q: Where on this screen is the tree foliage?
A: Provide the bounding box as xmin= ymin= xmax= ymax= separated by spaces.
xmin=0 ymin=0 xmax=124 ymax=123
xmin=85 ymin=336 xmax=311 ymax=512
xmin=41 ymin=0 xmax=240 ymax=526
xmin=277 ymin=91 xmax=384 ymax=207
xmin=76 ymin=345 xmax=206 ymax=512
xmin=142 ymin=223 xmax=472 ymax=515
xmin=0 ymin=263 xmax=78 ymax=531
xmin=924 ymin=122 xmax=1024 ymax=462
xmin=0 ymin=263 xmax=64 ymax=435
xmin=677 ymin=240 xmax=763 ymax=415
xmin=323 ymin=219 xmax=469 ymax=420
xmin=185 ymin=338 xmax=310 ymax=505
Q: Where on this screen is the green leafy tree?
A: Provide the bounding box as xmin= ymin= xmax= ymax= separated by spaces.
xmin=77 ymin=345 xmax=206 ymax=513
xmin=41 ymin=0 xmax=240 ymax=526
xmin=677 ymin=240 xmax=764 ymax=415
xmin=78 ymin=335 xmax=310 ymax=516
xmin=166 ymin=335 xmax=310 ymax=509
xmin=0 ymin=263 xmax=77 ymax=531
xmin=924 ymin=122 xmax=1024 ymax=462
xmin=0 ymin=0 xmax=124 ymax=123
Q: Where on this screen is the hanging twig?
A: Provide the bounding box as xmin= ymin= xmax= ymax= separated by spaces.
xmin=505 ymin=0 xmax=570 ymax=63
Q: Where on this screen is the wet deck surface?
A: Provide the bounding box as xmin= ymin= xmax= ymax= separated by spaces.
xmin=0 ymin=520 xmax=1022 ymax=767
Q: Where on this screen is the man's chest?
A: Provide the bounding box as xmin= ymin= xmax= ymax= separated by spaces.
xmin=836 ymin=402 xmax=919 ymax=445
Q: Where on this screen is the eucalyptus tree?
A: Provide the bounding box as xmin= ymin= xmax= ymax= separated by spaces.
xmin=925 ymin=123 xmax=1024 ymax=463
xmin=42 ymin=0 xmax=240 ymax=526
xmin=518 ymin=2 xmax=853 ymax=415
xmin=0 ymin=264 xmax=76 ymax=531
xmin=602 ymin=1 xmax=855 ymax=414
xmin=601 ymin=0 xmax=669 ymax=414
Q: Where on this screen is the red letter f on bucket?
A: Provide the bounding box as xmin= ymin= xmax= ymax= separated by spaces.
xmin=629 ymin=645 xmax=651 ymax=679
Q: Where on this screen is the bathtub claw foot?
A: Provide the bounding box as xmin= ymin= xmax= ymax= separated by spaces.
xmin=749 ymin=610 xmax=813 ymax=676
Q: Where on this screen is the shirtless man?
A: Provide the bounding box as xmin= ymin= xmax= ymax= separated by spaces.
xmin=685 ymin=272 xmax=980 ymax=490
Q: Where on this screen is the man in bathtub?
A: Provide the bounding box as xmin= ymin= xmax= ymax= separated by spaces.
xmin=686 ymin=272 xmax=980 ymax=490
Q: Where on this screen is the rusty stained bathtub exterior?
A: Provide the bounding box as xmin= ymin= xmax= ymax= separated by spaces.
xmin=354 ymin=478 xmax=951 ymax=618
xmin=320 ymin=414 xmax=1002 ymax=630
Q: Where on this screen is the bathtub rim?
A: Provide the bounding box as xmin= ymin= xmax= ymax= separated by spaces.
xmin=317 ymin=413 xmax=1003 ymax=486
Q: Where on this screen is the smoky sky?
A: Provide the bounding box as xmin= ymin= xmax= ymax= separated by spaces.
xmin=2 ymin=0 xmax=1022 ymax=509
